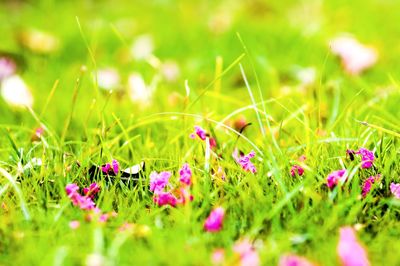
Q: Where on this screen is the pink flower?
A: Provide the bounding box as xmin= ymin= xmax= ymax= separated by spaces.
xmin=179 ymin=163 xmax=192 ymax=186
xmin=279 ymin=254 xmax=315 ymax=266
xmin=290 ymin=165 xmax=304 ymax=177
xmin=204 ymin=207 xmax=225 ymax=232
xmin=362 ymin=175 xmax=380 ymax=197
xmin=327 ymin=169 xmax=347 ymax=189
xmin=149 ymin=171 xmax=172 ymax=193
xmin=191 ymin=126 xmax=207 ymax=140
xmin=390 ymin=183 xmax=400 ymax=199
xmin=83 ymin=183 xmax=100 ymax=199
xmin=233 ymin=149 xmax=257 ymax=173
xmin=211 ymin=249 xmax=225 ymax=265
xmin=330 ymin=36 xmax=378 ymax=75
xmin=69 ymin=220 xmax=80 ymax=230
xmin=233 ymin=239 xmax=260 ymax=266
xmin=356 ymin=148 xmax=374 ymax=169
xmin=153 ymin=191 xmax=178 ymax=207
xmin=112 ymin=159 xmax=119 ymax=174
xmin=66 ymin=183 xmax=97 ymax=211
xmin=101 ymin=159 xmax=120 ymax=174
xmin=337 ymin=227 xmax=370 ymax=266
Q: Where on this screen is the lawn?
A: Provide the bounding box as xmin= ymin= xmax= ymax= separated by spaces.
xmin=0 ymin=0 xmax=399 ymax=265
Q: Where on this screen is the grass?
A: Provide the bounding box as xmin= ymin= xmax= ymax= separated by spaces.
xmin=0 ymin=0 xmax=400 ymax=265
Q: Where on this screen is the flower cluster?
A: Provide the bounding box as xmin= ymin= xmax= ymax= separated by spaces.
xmin=66 ymin=183 xmax=99 ymax=211
xmin=101 ymin=159 xmax=119 ymax=175
xmin=233 ymin=149 xmax=257 ymax=173
xmin=347 ymin=148 xmax=375 ymax=169
xmin=150 ymin=163 xmax=194 ymax=207
xmin=65 ymin=183 xmax=116 ymax=224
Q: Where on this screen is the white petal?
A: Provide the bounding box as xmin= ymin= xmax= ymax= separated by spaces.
xmin=130 ymin=34 xmax=154 ymax=60
xmin=1 ymin=75 xmax=33 ymax=108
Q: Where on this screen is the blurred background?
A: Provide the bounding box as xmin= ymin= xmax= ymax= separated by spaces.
xmin=0 ymin=0 xmax=399 ymax=136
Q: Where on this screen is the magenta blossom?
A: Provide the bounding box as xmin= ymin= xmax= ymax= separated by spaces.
xmin=362 ymin=175 xmax=380 ymax=197
xmin=83 ymin=183 xmax=100 ymax=199
xmin=149 ymin=171 xmax=172 ymax=193
xmin=204 ymin=207 xmax=225 ymax=232
xmin=233 ymin=239 xmax=260 ymax=266
xmin=290 ymin=165 xmax=304 ymax=177
xmin=356 ymin=148 xmax=375 ymax=169
xmin=390 ymin=183 xmax=400 ymax=199
xmin=233 ymin=149 xmax=257 ymax=173
xmin=327 ymin=169 xmax=347 ymax=189
xmin=101 ymin=159 xmax=120 ymax=174
xmin=279 ymin=254 xmax=315 ymax=266
xmin=190 ymin=125 xmax=207 ymax=140
xmin=153 ymin=191 xmax=178 ymax=207
xmin=337 ymin=227 xmax=370 ymax=266
xmin=66 ymin=183 xmax=97 ymax=211
xmin=179 ymin=163 xmax=192 ymax=186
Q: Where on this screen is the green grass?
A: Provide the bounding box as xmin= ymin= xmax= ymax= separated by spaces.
xmin=0 ymin=0 xmax=399 ymax=265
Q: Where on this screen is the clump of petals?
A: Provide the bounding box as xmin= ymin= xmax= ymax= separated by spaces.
xmin=290 ymin=165 xmax=304 ymax=177
xmin=362 ymin=175 xmax=380 ymax=197
xmin=233 ymin=149 xmax=257 ymax=173
xmin=179 ymin=163 xmax=192 ymax=186
xmin=279 ymin=254 xmax=315 ymax=266
xmin=149 ymin=171 xmax=172 ymax=193
xmin=153 ymin=191 xmax=178 ymax=207
xmin=191 ymin=125 xmax=207 ymax=140
xmin=327 ymin=169 xmax=347 ymax=189
xmin=204 ymin=207 xmax=225 ymax=232
xmin=337 ymin=226 xmax=370 ymax=266
xmin=356 ymin=148 xmax=375 ymax=169
xmin=83 ymin=183 xmax=100 ymax=199
xmin=390 ymin=183 xmax=400 ymax=199
xmin=65 ymin=183 xmax=97 ymax=211
xmin=233 ymin=239 xmax=260 ymax=266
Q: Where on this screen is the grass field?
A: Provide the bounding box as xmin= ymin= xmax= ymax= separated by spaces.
xmin=0 ymin=0 xmax=399 ymax=265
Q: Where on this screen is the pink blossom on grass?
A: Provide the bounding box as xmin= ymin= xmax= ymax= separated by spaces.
xmin=176 ymin=187 xmax=193 ymax=204
xmin=153 ymin=191 xmax=178 ymax=207
xmin=337 ymin=227 xmax=370 ymax=266
xmin=327 ymin=169 xmax=347 ymax=189
xmin=362 ymin=175 xmax=380 ymax=197
xmin=390 ymin=183 xmax=400 ymax=199
xmin=179 ymin=163 xmax=192 ymax=186
xmin=204 ymin=207 xmax=225 ymax=232
xmin=191 ymin=125 xmax=207 ymax=140
xmin=83 ymin=183 xmax=100 ymax=199
xmin=356 ymin=148 xmax=375 ymax=169
xmin=66 ymin=183 xmax=97 ymax=211
xmin=149 ymin=171 xmax=172 ymax=193
xmin=233 ymin=149 xmax=257 ymax=173
xmin=101 ymin=159 xmax=120 ymax=174
xmin=290 ymin=165 xmax=304 ymax=177
xmin=279 ymin=254 xmax=315 ymax=266
xmin=233 ymin=239 xmax=260 ymax=266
